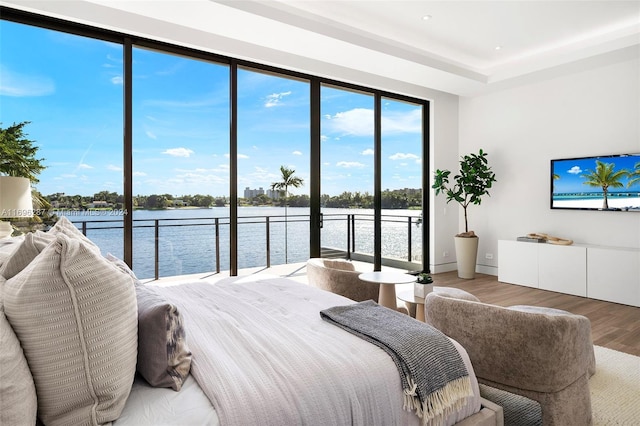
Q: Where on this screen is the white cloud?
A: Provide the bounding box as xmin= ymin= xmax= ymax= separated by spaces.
xmin=361 ymin=149 xmax=374 ymax=156
xmin=107 ymin=164 xmax=122 ymax=172
xmin=111 ymin=75 xmax=123 ymax=85
xmin=162 ymin=147 xmax=194 ymax=157
xmin=568 ymin=166 xmax=582 ymax=174
xmin=292 ymin=150 xmax=302 ymax=156
xmin=323 ymin=107 xmax=422 ymax=137
xmin=389 ymin=152 xmax=419 ymax=161
xmin=224 ymin=153 xmax=249 ymax=159
xmin=146 ymin=130 xmax=157 ymax=140
xmin=0 ymin=66 xmax=55 ymax=97
xmin=78 ymin=163 xmax=93 ymax=169
xmin=133 ymin=171 xmax=147 ymax=177
xmin=325 ymin=108 xmax=374 ymax=137
xmin=337 ymin=161 xmax=365 ymax=168
xmin=265 ymin=91 xmax=292 ymax=107
xmin=382 ymin=108 xmax=422 ymax=134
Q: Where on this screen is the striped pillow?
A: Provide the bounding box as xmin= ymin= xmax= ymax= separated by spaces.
xmin=0 ymin=277 xmax=38 ymax=426
xmin=3 ymin=233 xmax=137 ymax=426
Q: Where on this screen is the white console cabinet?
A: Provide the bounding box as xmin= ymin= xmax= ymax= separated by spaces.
xmin=498 ymin=240 xmax=640 ymax=307
xmin=587 ymin=247 xmax=640 ymax=307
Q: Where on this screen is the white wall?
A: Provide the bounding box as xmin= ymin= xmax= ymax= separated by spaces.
xmin=454 ymin=54 xmax=640 ymax=275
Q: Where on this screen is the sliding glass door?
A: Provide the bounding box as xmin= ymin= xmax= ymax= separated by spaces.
xmin=381 ymin=98 xmax=424 ymax=265
xmin=320 ymin=85 xmax=375 ymax=260
xmin=236 ymin=68 xmax=310 ymax=268
xmin=131 ymin=46 xmax=230 ymax=279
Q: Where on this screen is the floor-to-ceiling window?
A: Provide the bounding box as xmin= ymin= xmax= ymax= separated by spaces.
xmin=381 ymin=98 xmax=424 ymax=264
xmin=0 ymin=19 xmax=124 ymax=256
xmin=236 ymin=68 xmax=310 ymax=268
xmin=320 ymin=85 xmax=375 ymax=259
xmin=131 ymin=47 xmax=230 ymax=279
xmin=1 ymin=9 xmax=429 ymax=276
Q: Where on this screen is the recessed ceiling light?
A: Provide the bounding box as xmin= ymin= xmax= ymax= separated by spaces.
xmin=422 ymin=15 xmax=432 ymax=21
xmin=495 ymin=46 xmax=503 ymax=51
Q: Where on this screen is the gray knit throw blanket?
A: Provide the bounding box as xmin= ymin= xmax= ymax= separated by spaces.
xmin=320 ymin=301 xmax=473 ymax=426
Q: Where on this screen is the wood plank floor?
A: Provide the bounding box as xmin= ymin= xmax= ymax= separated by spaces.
xmin=432 ymin=271 xmax=640 ymax=357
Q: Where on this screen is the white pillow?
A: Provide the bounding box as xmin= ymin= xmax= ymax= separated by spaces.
xmin=0 ymin=231 xmax=53 ymax=280
xmin=48 ymin=216 xmax=100 ymax=252
xmin=3 ymin=233 xmax=137 ymax=426
xmin=0 ymin=289 xmax=38 ymax=426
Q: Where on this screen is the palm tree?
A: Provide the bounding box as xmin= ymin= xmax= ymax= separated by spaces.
xmin=271 ymin=165 xmax=304 ymax=263
xmin=580 ymin=160 xmax=628 ymax=209
xmin=627 ymin=161 xmax=640 ymax=188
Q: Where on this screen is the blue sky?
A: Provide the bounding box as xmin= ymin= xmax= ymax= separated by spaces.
xmin=1 ymin=19 xmax=422 ymax=198
xmin=552 ymin=155 xmax=640 ymax=194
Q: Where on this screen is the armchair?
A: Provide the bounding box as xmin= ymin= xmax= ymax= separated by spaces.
xmin=425 ymin=290 xmax=595 ymax=426
xmin=305 ymin=258 xmax=379 ymax=302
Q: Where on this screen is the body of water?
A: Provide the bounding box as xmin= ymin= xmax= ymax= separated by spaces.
xmin=62 ymin=207 xmax=422 ymax=279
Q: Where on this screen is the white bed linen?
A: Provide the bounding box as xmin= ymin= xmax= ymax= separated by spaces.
xmin=115 ymin=375 xmax=219 ymax=426
xmin=146 ymin=276 xmax=480 ymax=426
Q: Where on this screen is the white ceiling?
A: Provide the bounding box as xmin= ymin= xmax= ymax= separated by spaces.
xmin=3 ymin=0 xmax=640 ymax=97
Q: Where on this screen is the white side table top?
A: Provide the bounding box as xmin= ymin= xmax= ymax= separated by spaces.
xmin=359 ymin=271 xmax=416 ymax=285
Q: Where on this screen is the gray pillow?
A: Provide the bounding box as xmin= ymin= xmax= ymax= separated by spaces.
xmin=3 ymin=233 xmax=137 ymax=426
xmin=136 ymin=284 xmax=192 ymax=391
xmin=0 ymin=278 xmax=38 ymax=426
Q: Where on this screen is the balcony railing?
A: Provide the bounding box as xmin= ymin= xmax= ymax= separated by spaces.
xmin=69 ymin=212 xmax=422 ymax=280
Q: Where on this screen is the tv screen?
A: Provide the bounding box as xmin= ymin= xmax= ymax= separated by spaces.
xmin=551 ymin=154 xmax=640 ymax=211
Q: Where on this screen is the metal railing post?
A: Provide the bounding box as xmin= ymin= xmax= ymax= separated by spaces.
xmin=154 ymin=219 xmax=159 ymax=280
xmin=266 ymin=216 xmax=271 ymax=268
xmin=346 ymin=214 xmax=351 ymax=260
xmin=215 ymin=218 xmax=220 ymax=273
xmin=351 ymin=215 xmax=356 ymax=253
xmin=407 ymin=216 xmax=412 ymax=262
xmin=82 ymin=221 xmax=87 ymax=236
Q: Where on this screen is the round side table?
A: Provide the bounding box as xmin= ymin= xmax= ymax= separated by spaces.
xmin=397 ymin=290 xmax=426 ymax=322
xmin=358 ymin=271 xmax=416 ymax=310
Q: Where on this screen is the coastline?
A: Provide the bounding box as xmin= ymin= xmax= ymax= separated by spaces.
xmin=553 ymin=197 xmax=640 ymax=209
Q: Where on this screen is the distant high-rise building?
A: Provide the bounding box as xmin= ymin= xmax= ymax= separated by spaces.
xmin=244 ymin=187 xmax=265 ymax=199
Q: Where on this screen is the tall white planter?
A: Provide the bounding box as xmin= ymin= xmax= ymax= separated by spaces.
xmin=455 ymin=236 xmax=479 ymax=279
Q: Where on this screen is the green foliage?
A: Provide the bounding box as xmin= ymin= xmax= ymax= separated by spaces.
xmin=416 ymin=273 xmax=433 ymax=284
xmin=271 ymin=165 xmax=304 ymax=206
xmin=432 ymin=149 xmax=497 ymax=233
xmin=626 ymin=161 xmax=640 ymax=188
xmin=0 ymin=122 xmax=45 ymax=182
xmin=581 ymin=160 xmax=628 ymax=209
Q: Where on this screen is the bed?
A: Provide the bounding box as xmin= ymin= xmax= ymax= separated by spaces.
xmin=0 ymin=218 xmax=502 ymax=426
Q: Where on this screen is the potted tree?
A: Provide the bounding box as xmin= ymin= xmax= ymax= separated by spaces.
xmin=432 ymin=149 xmax=497 ymax=279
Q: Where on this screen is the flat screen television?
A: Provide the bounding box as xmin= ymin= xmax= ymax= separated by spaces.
xmin=551 ymin=153 xmax=640 ymax=211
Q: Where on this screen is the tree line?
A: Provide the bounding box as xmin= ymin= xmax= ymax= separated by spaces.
xmin=43 ymin=188 xmax=422 ymax=210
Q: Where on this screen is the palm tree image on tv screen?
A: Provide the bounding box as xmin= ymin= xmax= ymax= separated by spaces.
xmin=551 ymin=154 xmax=640 ymax=211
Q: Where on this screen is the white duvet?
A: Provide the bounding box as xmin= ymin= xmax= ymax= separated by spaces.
xmin=119 ymin=276 xmax=480 ymax=426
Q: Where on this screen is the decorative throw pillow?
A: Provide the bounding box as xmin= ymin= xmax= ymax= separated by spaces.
xmin=0 ymin=292 xmax=38 ymax=426
xmin=0 ymin=235 xmax=24 ymax=269
xmin=106 ymin=252 xmax=143 ymax=286
xmin=48 ymin=215 xmax=100 ymax=252
xmin=0 ymin=302 xmax=38 ymax=425
xmin=3 ymin=233 xmax=138 ymax=426
xmin=323 ymin=258 xmax=356 ymax=271
xmin=432 ymin=286 xmax=481 ymax=302
xmin=136 ymin=284 xmax=192 ymax=391
xmin=0 ymin=231 xmax=53 ymax=280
